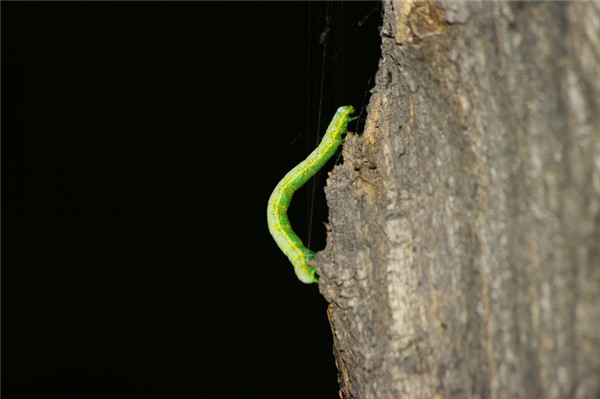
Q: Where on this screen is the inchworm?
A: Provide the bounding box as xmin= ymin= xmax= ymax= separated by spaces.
xmin=267 ymin=105 xmax=356 ymax=284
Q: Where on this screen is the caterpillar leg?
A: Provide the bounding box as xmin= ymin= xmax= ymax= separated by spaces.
xmin=295 ymin=264 xmax=319 ymax=284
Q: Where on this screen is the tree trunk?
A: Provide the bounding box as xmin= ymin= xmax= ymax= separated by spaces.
xmin=315 ymin=1 xmax=600 ymax=398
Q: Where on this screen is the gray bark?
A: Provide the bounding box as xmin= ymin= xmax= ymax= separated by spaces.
xmin=315 ymin=1 xmax=600 ymax=398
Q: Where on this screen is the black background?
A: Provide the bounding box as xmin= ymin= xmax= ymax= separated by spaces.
xmin=3 ymin=2 xmax=381 ymax=397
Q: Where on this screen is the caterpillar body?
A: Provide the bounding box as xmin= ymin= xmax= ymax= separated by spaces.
xmin=267 ymin=105 xmax=356 ymax=284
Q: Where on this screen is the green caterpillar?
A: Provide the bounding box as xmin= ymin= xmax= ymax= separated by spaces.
xmin=267 ymin=105 xmax=356 ymax=284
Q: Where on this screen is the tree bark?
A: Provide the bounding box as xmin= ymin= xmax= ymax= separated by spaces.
xmin=315 ymin=1 xmax=600 ymax=398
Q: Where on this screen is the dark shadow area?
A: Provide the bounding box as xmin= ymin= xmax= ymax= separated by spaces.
xmin=2 ymin=2 xmax=381 ymax=397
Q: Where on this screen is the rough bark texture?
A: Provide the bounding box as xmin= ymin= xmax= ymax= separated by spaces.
xmin=315 ymin=1 xmax=600 ymax=398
